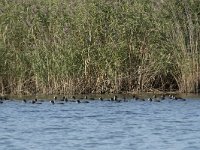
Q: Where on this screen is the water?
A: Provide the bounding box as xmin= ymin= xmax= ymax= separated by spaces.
xmin=1 ymin=97 xmax=200 ymax=150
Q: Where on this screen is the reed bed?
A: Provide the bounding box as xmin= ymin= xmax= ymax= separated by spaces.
xmin=0 ymin=0 xmax=199 ymax=95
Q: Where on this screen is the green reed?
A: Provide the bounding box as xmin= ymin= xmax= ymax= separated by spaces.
xmin=0 ymin=0 xmax=199 ymax=95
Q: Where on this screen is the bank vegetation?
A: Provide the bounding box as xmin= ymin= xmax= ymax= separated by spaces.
xmin=0 ymin=0 xmax=199 ymax=95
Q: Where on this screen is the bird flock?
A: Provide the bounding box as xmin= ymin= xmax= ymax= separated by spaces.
xmin=0 ymin=94 xmax=186 ymax=105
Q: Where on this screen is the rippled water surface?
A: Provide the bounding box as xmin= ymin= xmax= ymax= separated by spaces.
xmin=1 ymin=97 xmax=200 ymax=150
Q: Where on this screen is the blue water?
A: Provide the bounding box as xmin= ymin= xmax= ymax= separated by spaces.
xmin=0 ymin=98 xmax=200 ymax=150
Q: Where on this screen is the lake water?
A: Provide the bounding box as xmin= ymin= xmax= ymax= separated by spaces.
xmin=0 ymin=97 xmax=200 ymax=150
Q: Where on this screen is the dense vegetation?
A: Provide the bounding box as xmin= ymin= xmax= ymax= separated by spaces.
xmin=0 ymin=0 xmax=199 ymax=95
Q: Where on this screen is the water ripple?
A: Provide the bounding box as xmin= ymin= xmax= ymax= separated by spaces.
xmin=0 ymin=98 xmax=200 ymax=150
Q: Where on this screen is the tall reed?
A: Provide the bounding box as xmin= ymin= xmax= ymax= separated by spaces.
xmin=0 ymin=0 xmax=199 ymax=95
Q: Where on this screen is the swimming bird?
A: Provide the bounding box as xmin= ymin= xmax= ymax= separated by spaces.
xmin=52 ymin=96 xmax=64 ymax=104
xmin=60 ymin=96 xmax=65 ymax=101
xmin=172 ymin=95 xmax=186 ymax=101
xmin=169 ymin=95 xmax=177 ymax=100
xmin=147 ymin=98 xmax=153 ymax=102
xmin=113 ymin=95 xmax=122 ymax=102
xmin=110 ymin=97 xmax=114 ymax=101
xmin=115 ymin=99 xmax=122 ymax=103
xmin=35 ymin=98 xmax=42 ymax=104
xmin=160 ymin=94 xmax=165 ymax=100
xmin=57 ymin=97 xmax=65 ymax=104
xmin=82 ymin=100 xmax=89 ymax=103
xmin=0 ymin=100 xmax=3 ymax=104
xmin=139 ymin=98 xmax=145 ymax=101
xmin=154 ymin=99 xmax=161 ymax=102
xmin=50 ymin=100 xmax=55 ymax=104
xmin=113 ymin=95 xmax=118 ymax=101
xmin=31 ymin=100 xmax=36 ymax=104
xmin=30 ymin=99 xmax=40 ymax=104
xmin=76 ymin=100 xmax=81 ymax=103
xmin=64 ymin=97 xmax=68 ymax=102
xmin=23 ymin=99 xmax=27 ymax=103
xmin=151 ymin=95 xmax=161 ymax=102
xmin=68 ymin=96 xmax=76 ymax=102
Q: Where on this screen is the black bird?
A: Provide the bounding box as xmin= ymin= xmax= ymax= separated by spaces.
xmin=154 ymin=99 xmax=161 ymax=102
xmin=139 ymin=98 xmax=145 ymax=101
xmin=113 ymin=95 xmax=122 ymax=102
xmin=151 ymin=96 xmax=161 ymax=102
xmin=114 ymin=95 xmax=118 ymax=101
xmin=31 ymin=99 xmax=42 ymax=104
xmin=23 ymin=99 xmax=27 ymax=103
xmin=76 ymin=100 xmax=81 ymax=103
xmin=115 ymin=99 xmax=122 ymax=103
xmin=31 ymin=100 xmax=36 ymax=104
xmin=172 ymin=95 xmax=186 ymax=101
xmin=57 ymin=97 xmax=65 ymax=104
xmin=160 ymin=94 xmax=165 ymax=100
xmin=64 ymin=97 xmax=68 ymax=102
xmin=34 ymin=98 xmax=42 ymax=104
xmin=169 ymin=94 xmax=175 ymax=99
xmin=82 ymin=101 xmax=89 ymax=103
xmin=61 ymin=96 xmax=65 ymax=101
xmin=30 ymin=99 xmax=39 ymax=103
xmin=50 ymin=100 xmax=55 ymax=104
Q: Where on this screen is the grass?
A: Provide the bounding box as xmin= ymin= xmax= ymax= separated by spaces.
xmin=0 ymin=0 xmax=199 ymax=95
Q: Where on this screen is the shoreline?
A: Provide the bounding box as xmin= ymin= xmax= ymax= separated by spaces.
xmin=1 ymin=91 xmax=200 ymax=101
